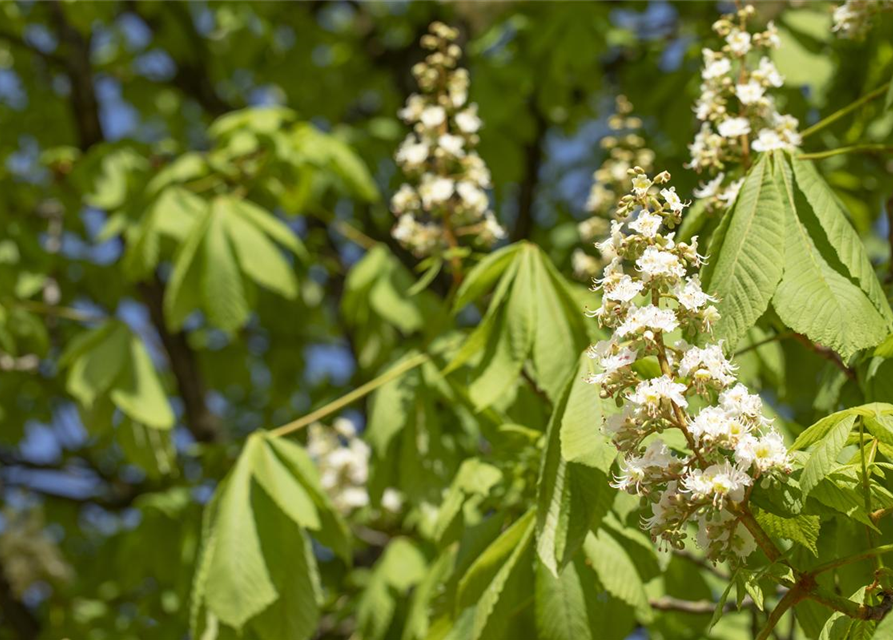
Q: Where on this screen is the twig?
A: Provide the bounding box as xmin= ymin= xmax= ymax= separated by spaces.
xmin=650 ymin=595 xmax=755 ymax=614
xmin=800 ymin=82 xmax=890 ymax=139
xmin=6 ymin=299 xmax=105 ymax=324
xmin=792 ymin=333 xmax=856 ymax=381
xmin=268 ymin=352 xmax=430 ymax=438
xmin=734 ymin=332 xmax=792 ymax=357
xmin=811 ymin=544 xmax=893 ymax=575
xmin=797 ymin=144 xmax=893 ymax=161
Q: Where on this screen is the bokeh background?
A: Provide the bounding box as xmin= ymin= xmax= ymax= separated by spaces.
xmin=0 ymin=1 xmax=892 ymax=638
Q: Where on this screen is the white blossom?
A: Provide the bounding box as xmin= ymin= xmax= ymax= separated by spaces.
xmin=717 ymin=117 xmax=751 ymax=139
xmin=636 ymin=246 xmax=686 ymax=281
xmin=420 ymin=105 xmax=446 ymax=129
xmin=683 ymin=462 xmax=752 ymax=508
xmin=735 ymin=80 xmax=765 ymax=105
xmin=616 ymin=304 xmax=679 ymax=337
xmin=628 ymin=375 xmax=689 ymax=415
xmin=726 ymin=29 xmax=752 ymax=56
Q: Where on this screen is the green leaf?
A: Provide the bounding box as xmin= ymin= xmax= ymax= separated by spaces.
xmin=203 ymin=436 xmax=277 ymax=630
xmin=800 ymin=413 xmax=856 ymax=497
xmin=228 ymin=197 xmax=307 ymax=260
xmin=202 ymin=199 xmax=250 ymax=332
xmin=809 ymin=475 xmax=876 ymax=528
xmin=124 ymin=186 xmax=205 ymax=281
xmin=453 ymin=243 xmax=524 ymax=313
xmin=469 ymin=306 xmax=525 ymax=411
xmin=357 ymin=538 xmax=427 ymax=640
xmin=434 ymin=458 xmax=502 ymax=546
xmin=468 ymin=512 xmax=536 ymax=640
xmin=708 ymin=579 xmax=735 ymax=632
xmin=753 ymin=508 xmax=820 ymax=555
xmin=64 ymin=322 xmax=129 ymax=408
xmin=109 ymin=330 xmax=175 ymax=429
xmin=252 ymin=439 xmax=321 ymax=530
xmin=529 ymin=247 xmax=589 ymax=401
xmin=223 ymin=201 xmax=298 ymax=299
xmin=534 ymin=559 xmax=593 ymax=640
xmin=583 ymin=529 xmax=652 ymax=622
xmin=772 ymin=154 xmax=890 ymax=359
xmin=536 ymin=368 xmax=612 ymax=576
xmin=560 ymin=354 xmax=616 ymax=472
xmin=791 ymin=158 xmax=893 ymax=324
xmin=165 ymin=204 xmax=213 ymax=331
xmin=506 ymin=249 xmax=536 ymax=366
xmin=63 ymin=321 xmax=174 ymax=430
xmin=457 ymin=510 xmax=535 ymax=612
xmin=702 ymin=154 xmax=785 ymax=348
xmin=265 ymin=436 xmax=352 ymax=562
xmin=249 ymin=485 xmax=322 ymax=640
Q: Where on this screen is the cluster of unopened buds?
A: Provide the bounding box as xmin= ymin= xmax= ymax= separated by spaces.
xmin=833 ymin=0 xmax=892 ymax=38
xmin=574 ymin=96 xmax=656 ymax=280
xmin=586 ymin=168 xmax=791 ymax=563
xmin=307 ymin=418 xmax=403 ymax=515
xmin=390 ymin=22 xmax=505 ymax=257
xmin=688 ymin=4 xmax=801 ymax=213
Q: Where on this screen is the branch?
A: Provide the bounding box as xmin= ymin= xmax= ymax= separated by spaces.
xmin=48 ymin=0 xmax=103 ymax=150
xmin=137 ymin=279 xmax=222 ymax=443
xmin=649 ymin=595 xmax=755 ymax=614
xmin=511 ymin=107 xmax=547 ymax=241
xmin=0 ymin=27 xmax=65 ymax=66
xmin=0 ymin=567 xmax=39 ymax=640
xmin=126 ymin=1 xmax=232 ymax=116
xmin=792 ymin=333 xmax=856 ymax=381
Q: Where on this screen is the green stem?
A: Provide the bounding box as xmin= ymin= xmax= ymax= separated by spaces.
xmin=797 ymin=144 xmax=893 ymax=161
xmin=268 ymin=352 xmax=430 ymax=438
xmin=800 ymin=82 xmax=890 ymax=139
xmin=7 ymin=299 xmax=105 ymax=324
xmin=859 ymin=419 xmax=883 ymax=570
xmin=812 ymin=544 xmax=893 ymax=576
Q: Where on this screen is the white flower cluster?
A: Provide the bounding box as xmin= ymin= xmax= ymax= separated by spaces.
xmin=307 ymin=418 xmax=403 ymax=514
xmin=574 ymin=97 xmax=656 ymax=280
xmin=833 ymin=0 xmax=892 ymax=38
xmin=391 ymin=22 xmax=505 ymax=257
xmin=586 ymin=169 xmax=791 ymax=563
xmin=688 ymin=5 xmax=801 ymax=213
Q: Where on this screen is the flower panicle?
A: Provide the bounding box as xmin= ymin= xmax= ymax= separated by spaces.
xmin=689 ymin=4 xmax=801 ymax=213
xmin=390 ymin=22 xmax=505 ymax=257
xmin=586 ymin=168 xmax=791 ymax=563
xmin=574 ymin=97 xmax=656 ymax=280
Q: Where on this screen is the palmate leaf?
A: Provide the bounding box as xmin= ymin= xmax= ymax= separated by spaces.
xmin=447 ymin=242 xmax=588 ymax=410
xmin=61 ymin=320 xmax=174 ymax=431
xmin=702 ymin=153 xmax=785 ymax=349
xmin=536 ymin=359 xmax=613 ymax=576
xmin=772 ymin=153 xmax=891 ymax=359
xmin=123 ymin=186 xmax=205 ymax=281
xmin=192 ymin=432 xmax=350 ymax=640
xmin=164 ymin=195 xmax=303 ymax=333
